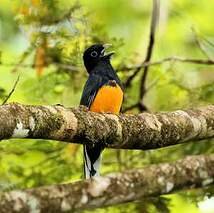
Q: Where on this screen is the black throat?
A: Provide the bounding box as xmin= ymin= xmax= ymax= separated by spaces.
xmin=84 ymin=58 xmax=111 ymax=74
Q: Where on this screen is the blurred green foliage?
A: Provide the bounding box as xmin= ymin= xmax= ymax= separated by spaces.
xmin=0 ymin=0 xmax=214 ymax=212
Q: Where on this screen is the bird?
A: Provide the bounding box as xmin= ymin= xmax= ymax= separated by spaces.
xmin=80 ymin=44 xmax=124 ymax=178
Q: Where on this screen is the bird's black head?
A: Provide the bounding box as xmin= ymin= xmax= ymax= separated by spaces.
xmin=83 ymin=44 xmax=114 ymax=73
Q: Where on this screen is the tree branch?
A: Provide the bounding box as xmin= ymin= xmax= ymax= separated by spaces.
xmin=0 ymin=154 xmax=213 ymax=212
xmin=0 ymin=103 xmax=213 ymax=150
xmin=139 ymin=0 xmax=159 ymax=111
xmin=119 ymin=56 xmax=214 ymax=72
xmin=192 ymin=27 xmax=212 ymax=60
xmin=2 ymin=56 xmax=213 ymax=74
xmin=2 ymin=76 xmax=20 ymax=105
xmin=124 ymin=0 xmax=159 ymax=89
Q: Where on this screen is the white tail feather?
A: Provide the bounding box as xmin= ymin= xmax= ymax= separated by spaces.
xmin=84 ymin=146 xmax=101 ymax=179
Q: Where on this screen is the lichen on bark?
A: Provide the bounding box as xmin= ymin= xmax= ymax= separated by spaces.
xmin=0 ymin=154 xmax=213 ymax=212
xmin=0 ymin=103 xmax=213 ymax=151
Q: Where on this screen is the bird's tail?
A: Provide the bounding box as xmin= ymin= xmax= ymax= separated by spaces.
xmin=83 ymin=145 xmax=103 ymax=179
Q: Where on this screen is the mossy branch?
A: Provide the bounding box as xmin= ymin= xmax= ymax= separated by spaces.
xmin=0 ymin=154 xmax=213 ymax=212
xmin=0 ymin=103 xmax=213 ymax=150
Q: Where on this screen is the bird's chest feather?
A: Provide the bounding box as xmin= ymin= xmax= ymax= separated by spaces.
xmin=90 ymin=84 xmax=123 ymax=114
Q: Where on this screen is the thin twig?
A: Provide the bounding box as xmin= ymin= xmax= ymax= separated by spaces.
xmin=122 ymin=103 xmax=139 ymax=113
xmin=202 ymin=36 xmax=214 ymax=48
xmin=122 ymin=103 xmax=148 ymax=113
xmin=120 ymin=56 xmax=214 ymax=71
xmin=124 ymin=0 xmax=159 ymax=89
xmin=2 ymin=57 xmax=213 ymax=74
xmin=11 ymin=46 xmax=34 ymax=73
xmin=139 ymin=0 xmax=159 ymax=111
xmin=122 ymin=102 xmax=147 ymax=113
xmin=192 ymin=28 xmax=212 ymax=60
xmin=56 ymin=63 xmax=81 ymax=72
xmin=1 ymin=63 xmax=80 ymax=72
xmin=2 ymin=75 xmax=20 ymax=105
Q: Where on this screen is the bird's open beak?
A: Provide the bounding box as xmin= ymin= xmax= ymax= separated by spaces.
xmin=100 ymin=43 xmax=115 ymax=58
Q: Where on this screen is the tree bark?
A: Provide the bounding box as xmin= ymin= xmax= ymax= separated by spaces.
xmin=0 ymin=154 xmax=213 ymax=212
xmin=0 ymin=103 xmax=213 ymax=150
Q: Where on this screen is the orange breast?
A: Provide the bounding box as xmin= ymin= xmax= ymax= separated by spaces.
xmin=90 ymin=84 xmax=123 ymax=114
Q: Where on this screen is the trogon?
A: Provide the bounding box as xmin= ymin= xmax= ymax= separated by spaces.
xmin=80 ymin=44 xmax=124 ymax=178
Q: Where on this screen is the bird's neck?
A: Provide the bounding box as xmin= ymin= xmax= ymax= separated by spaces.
xmin=87 ymin=59 xmax=113 ymax=74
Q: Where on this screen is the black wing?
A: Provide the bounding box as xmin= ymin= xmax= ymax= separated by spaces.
xmin=80 ymin=73 xmax=102 ymax=108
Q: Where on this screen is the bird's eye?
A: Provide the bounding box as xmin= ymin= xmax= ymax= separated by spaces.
xmin=90 ymin=51 xmax=98 ymax=57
